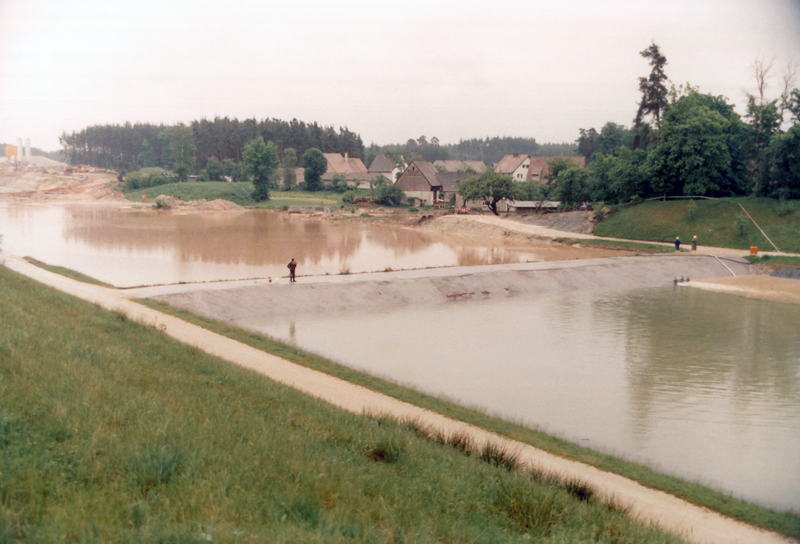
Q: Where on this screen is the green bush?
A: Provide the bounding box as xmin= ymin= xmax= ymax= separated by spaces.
xmin=123 ymin=168 xmax=174 ymax=192
xmin=375 ymin=182 xmax=405 ymax=206
xmin=341 ymin=190 xmax=356 ymax=204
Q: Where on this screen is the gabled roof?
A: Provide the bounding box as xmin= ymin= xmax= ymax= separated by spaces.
xmin=368 ymin=154 xmax=396 ymax=173
xmin=495 ymin=154 xmax=528 ymax=174
xmin=433 ymin=160 xmax=486 ymax=173
xmin=396 ymin=161 xmax=441 ymax=190
xmin=323 ymin=153 xmax=368 ymax=174
xmin=414 ymin=161 xmax=442 ymax=186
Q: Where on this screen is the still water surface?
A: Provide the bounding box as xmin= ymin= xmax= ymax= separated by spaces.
xmin=249 ymin=286 xmax=800 ymax=513
xmin=0 ymin=203 xmax=592 ymax=287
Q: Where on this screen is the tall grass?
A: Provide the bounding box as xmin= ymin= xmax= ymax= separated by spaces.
xmin=594 ymin=198 xmax=800 ymax=253
xmin=0 ymin=265 xmax=688 ymax=543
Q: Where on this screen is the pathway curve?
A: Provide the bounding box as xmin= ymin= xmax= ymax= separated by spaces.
xmin=2 ymin=252 xmax=794 ymax=544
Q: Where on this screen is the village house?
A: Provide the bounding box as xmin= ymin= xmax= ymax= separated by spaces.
xmin=395 ymin=161 xmax=469 ymax=206
xmin=495 ymin=154 xmax=585 ymax=183
xmin=322 ymin=152 xmax=370 ymax=185
xmin=368 ymin=153 xmax=405 ymax=183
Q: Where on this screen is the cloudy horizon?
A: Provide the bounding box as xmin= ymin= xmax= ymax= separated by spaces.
xmin=1 ymin=0 xmax=799 ymax=152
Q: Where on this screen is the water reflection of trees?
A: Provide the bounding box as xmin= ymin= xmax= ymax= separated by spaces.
xmin=599 ymin=287 xmax=800 ymax=435
xmin=61 ymin=208 xmax=549 ymax=271
xmin=61 ymin=209 xmax=391 ymax=266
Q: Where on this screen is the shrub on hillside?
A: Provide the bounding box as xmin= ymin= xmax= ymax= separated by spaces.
xmin=124 ymin=168 xmax=174 ymax=192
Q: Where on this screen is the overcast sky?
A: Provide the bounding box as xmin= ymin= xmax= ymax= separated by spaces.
xmin=1 ymin=0 xmax=799 ymax=152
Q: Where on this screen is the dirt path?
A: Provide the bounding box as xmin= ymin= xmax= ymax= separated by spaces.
xmin=434 ymin=214 xmax=754 ymax=257
xmin=3 ymin=252 xmax=794 ymax=544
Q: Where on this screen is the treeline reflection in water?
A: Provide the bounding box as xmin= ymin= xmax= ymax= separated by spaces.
xmin=250 ymin=285 xmax=800 ymax=513
xmin=1 ymin=204 xmax=555 ymax=287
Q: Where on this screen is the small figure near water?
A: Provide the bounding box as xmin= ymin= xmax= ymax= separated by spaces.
xmin=691 ymin=235 xmax=697 ymax=252
xmin=287 ymin=258 xmax=297 ymax=282
xmin=675 ymin=236 xmax=680 ymax=252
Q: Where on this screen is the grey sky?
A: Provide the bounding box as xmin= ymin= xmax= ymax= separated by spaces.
xmin=1 ymin=0 xmax=799 ymax=152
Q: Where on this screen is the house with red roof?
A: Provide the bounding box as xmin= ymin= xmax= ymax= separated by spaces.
xmin=322 ymin=152 xmax=370 ymax=185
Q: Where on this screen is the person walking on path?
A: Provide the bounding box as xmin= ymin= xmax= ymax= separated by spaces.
xmin=691 ymin=235 xmax=697 ymax=252
xmin=674 ymin=237 xmax=680 ymax=253
xmin=287 ymin=258 xmax=297 ymax=282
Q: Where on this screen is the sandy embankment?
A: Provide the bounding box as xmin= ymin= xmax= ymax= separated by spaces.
xmin=686 ymin=275 xmax=800 ymax=304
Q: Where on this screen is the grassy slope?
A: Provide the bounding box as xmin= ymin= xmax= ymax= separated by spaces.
xmin=594 ymin=198 xmax=800 ymax=253
xmin=123 ymin=182 xmax=345 ymax=209
xmin=138 ymin=300 xmax=800 ymax=541
xmin=0 ymin=266 xmax=688 ymax=544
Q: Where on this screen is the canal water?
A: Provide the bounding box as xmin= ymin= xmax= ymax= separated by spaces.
xmin=248 ymin=285 xmax=800 ymax=513
xmin=0 ymin=203 xmax=609 ymax=287
xmin=2 ymin=202 xmax=798 ymax=512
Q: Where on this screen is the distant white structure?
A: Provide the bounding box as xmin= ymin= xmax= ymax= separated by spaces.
xmin=25 ymin=139 xmax=31 ymax=163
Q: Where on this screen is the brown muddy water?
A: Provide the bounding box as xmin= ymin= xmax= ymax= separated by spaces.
xmin=0 ymin=203 xmax=608 ymax=287
xmin=249 ymin=285 xmax=800 ymax=513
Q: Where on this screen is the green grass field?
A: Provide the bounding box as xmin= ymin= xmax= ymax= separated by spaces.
xmin=1 ymin=265 xmax=695 ymax=543
xmin=594 ymin=198 xmax=800 ymax=253
xmin=123 ymin=182 xmax=346 ymax=209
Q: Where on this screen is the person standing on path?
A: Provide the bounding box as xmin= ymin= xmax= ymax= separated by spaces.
xmin=691 ymin=235 xmax=697 ymax=252
xmin=287 ymin=258 xmax=297 ymax=282
xmin=675 ymin=237 xmax=680 ymax=253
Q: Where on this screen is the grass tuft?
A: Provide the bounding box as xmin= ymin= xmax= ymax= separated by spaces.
xmin=493 ymin=475 xmax=567 ymax=532
xmin=364 ymin=439 xmax=404 ymax=464
xmin=479 ymin=441 xmax=521 ymax=472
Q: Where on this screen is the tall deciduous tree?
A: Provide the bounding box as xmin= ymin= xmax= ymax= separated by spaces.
xmin=170 ymin=123 xmax=196 ymax=182
xmin=243 ymin=136 xmax=279 ymax=201
xmin=302 ymin=148 xmax=327 ymax=191
xmin=554 ymin=166 xmax=591 ymax=207
xmin=645 ymin=92 xmax=732 ymax=197
xmin=457 ymin=169 xmax=521 ymax=215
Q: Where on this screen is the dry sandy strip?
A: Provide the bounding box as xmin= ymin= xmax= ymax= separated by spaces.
xmin=3 ymin=253 xmax=794 ymax=544
xmin=685 ymin=275 xmax=800 ymax=305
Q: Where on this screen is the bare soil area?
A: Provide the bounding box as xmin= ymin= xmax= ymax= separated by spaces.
xmin=0 ymin=168 xmax=124 ymax=202
xmin=0 ymin=168 xmax=244 ymax=212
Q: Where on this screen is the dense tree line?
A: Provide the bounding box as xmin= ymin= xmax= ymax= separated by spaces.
xmin=365 ymin=137 xmax=576 ymax=169
xmin=58 ymin=117 xmax=365 ymax=172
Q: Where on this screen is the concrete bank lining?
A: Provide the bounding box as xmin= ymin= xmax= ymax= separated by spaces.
xmin=148 ymin=254 xmax=754 ymax=322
